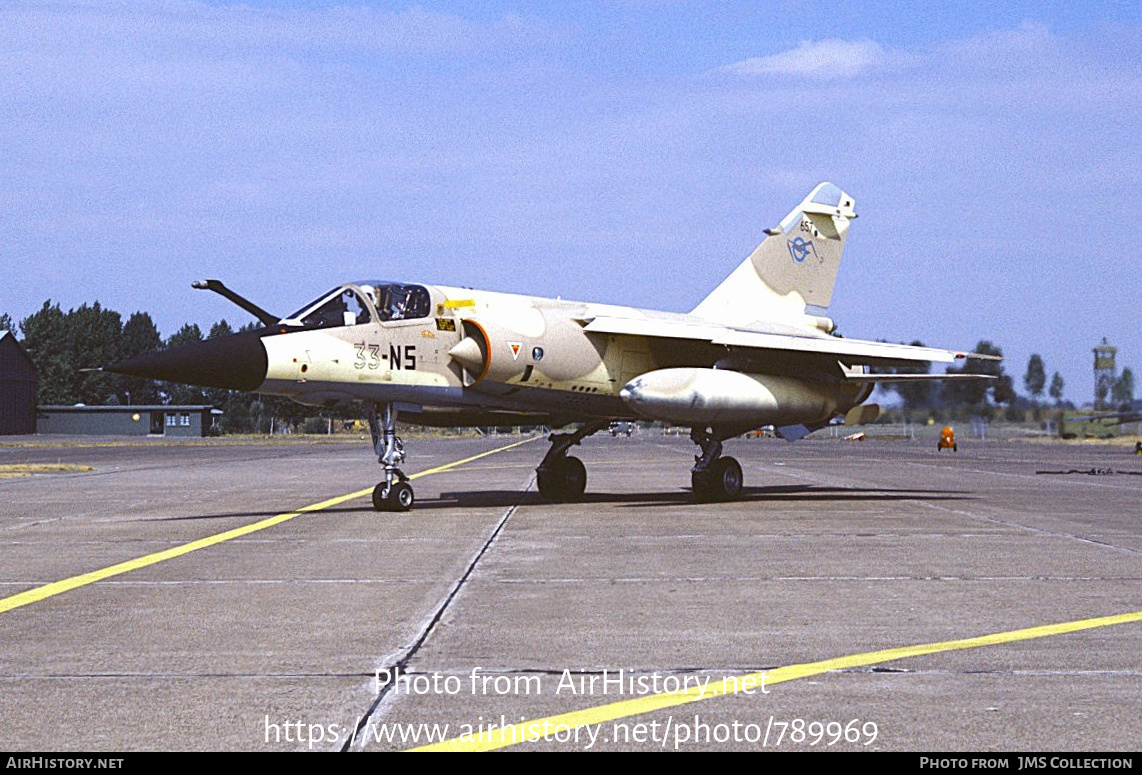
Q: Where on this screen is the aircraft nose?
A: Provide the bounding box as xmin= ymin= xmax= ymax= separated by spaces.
xmin=105 ymin=329 xmax=269 ymax=391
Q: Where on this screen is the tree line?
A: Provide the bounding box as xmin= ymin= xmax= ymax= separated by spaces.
xmin=882 ymin=340 xmax=1133 ymax=421
xmin=1 ymin=301 xmax=335 ymax=433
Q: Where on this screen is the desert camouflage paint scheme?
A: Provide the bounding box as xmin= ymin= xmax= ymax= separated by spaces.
xmin=108 ymin=184 xmax=993 ymax=511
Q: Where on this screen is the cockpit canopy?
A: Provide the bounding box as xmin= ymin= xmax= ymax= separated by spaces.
xmin=283 ymin=282 xmax=431 ymax=328
xmin=367 ymin=282 xmax=432 ymax=322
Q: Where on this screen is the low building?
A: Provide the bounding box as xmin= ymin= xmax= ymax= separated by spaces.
xmin=0 ymin=331 xmax=37 ymax=435
xmin=36 ymin=405 xmax=222 ymax=437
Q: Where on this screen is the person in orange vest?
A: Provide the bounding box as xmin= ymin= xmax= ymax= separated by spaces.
xmin=938 ymin=426 xmax=957 ymax=452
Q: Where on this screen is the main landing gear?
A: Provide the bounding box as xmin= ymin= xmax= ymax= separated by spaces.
xmin=369 ymin=403 xmax=414 ymax=512
xmin=536 ymin=420 xmax=609 ymax=502
xmin=534 ymin=421 xmax=745 ymax=503
xmin=690 ymin=427 xmax=743 ymax=502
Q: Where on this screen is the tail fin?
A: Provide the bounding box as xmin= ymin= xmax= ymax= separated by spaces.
xmin=690 ymin=182 xmax=857 ymax=328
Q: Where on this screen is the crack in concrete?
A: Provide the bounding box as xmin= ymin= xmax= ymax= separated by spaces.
xmin=340 ymin=478 xmax=530 ymax=751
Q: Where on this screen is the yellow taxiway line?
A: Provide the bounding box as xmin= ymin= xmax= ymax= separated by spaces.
xmin=410 ymin=608 xmax=1142 ymax=751
xmin=0 ymin=436 xmax=540 ymax=616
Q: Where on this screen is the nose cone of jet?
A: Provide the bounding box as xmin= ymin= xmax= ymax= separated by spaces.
xmin=105 ymin=329 xmax=270 ymax=392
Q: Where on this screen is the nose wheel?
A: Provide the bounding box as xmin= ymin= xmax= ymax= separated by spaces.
xmin=373 ymin=480 xmax=414 ymax=512
xmin=369 ymin=403 xmax=414 ymax=512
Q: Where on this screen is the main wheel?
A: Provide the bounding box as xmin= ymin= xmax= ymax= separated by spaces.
xmin=693 ymin=457 xmax=744 ymax=502
xmin=372 ymin=481 xmax=415 ymax=512
xmin=558 ymin=456 xmax=587 ymax=500
xmin=691 ymin=470 xmax=712 ymax=501
xmin=710 ymin=456 xmax=743 ymax=501
xmin=537 ymin=456 xmax=587 ymax=501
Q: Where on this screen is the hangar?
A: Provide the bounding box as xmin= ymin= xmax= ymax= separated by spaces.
xmin=36 ymin=405 xmax=222 ymax=437
xmin=0 ymin=331 xmax=37 ymax=435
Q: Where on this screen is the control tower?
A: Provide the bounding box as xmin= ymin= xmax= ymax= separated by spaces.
xmin=1093 ymin=338 xmax=1117 ymax=410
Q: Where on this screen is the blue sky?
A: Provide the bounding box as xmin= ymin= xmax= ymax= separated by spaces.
xmin=3 ymin=1 xmax=1141 ymax=404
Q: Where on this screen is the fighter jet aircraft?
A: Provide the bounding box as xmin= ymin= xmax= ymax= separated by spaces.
xmin=106 ymin=183 xmax=993 ymax=511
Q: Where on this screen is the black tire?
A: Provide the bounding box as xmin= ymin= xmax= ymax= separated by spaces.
xmin=373 ymin=481 xmax=414 ymax=512
xmin=390 ymin=481 xmax=415 ymax=512
xmin=537 ymin=456 xmax=587 ymax=501
xmin=536 ymin=467 xmax=557 ymax=500
xmin=710 ymin=456 xmax=743 ymax=501
xmin=372 ymin=482 xmax=388 ymax=511
xmin=693 ymin=457 xmax=744 ymax=502
xmin=691 ymin=470 xmax=712 ymax=502
xmin=560 ymin=456 xmax=587 ymax=500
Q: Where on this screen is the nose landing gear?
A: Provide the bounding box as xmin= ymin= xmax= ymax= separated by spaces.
xmin=370 ymin=403 xmax=414 ymax=512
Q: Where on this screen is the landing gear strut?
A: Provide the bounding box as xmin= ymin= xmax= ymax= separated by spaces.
xmin=690 ymin=427 xmax=743 ymax=502
xmin=369 ymin=403 xmax=413 ymax=512
xmin=536 ymin=420 xmax=609 ymax=501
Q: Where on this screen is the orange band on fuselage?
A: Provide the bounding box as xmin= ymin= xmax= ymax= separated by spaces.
xmin=464 ymin=319 xmax=493 ymax=386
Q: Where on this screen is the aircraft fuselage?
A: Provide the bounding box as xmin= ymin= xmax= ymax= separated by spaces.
xmin=257 ymin=283 xmax=866 ymax=433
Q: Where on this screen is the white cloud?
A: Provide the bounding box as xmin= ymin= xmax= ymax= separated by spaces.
xmin=724 ymin=38 xmax=888 ymax=79
xmin=935 ymin=19 xmax=1054 ymax=67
